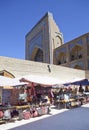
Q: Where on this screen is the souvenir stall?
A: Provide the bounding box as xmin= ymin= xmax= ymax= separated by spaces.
xmin=53 ymin=79 xmax=89 ymax=109
xmin=71 ymin=79 xmax=89 ymax=105
xmin=19 ymin=76 xmax=56 ymax=106
xmin=0 ymin=76 xmax=29 ymax=124
xmin=7 ymin=76 xmax=56 ymax=121
xmin=53 ymin=85 xmax=79 ymax=109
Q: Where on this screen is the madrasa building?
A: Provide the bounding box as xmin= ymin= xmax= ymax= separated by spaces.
xmin=25 ymin=12 xmax=89 ymax=70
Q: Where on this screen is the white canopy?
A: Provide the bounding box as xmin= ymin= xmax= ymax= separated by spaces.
xmin=0 ymin=74 xmax=85 ymax=87
xmin=18 ymin=74 xmax=84 ymax=86
xmin=19 ymin=74 xmax=62 ymax=86
xmin=0 ymin=76 xmax=28 ymax=87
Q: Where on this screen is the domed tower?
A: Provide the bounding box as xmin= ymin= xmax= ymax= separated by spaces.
xmin=25 ymin=12 xmax=64 ymax=64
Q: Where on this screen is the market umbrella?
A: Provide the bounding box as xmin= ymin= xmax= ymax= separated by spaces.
xmin=71 ymin=79 xmax=89 ymax=86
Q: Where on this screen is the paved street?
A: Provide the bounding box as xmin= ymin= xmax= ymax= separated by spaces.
xmin=8 ymin=104 xmax=89 ymax=130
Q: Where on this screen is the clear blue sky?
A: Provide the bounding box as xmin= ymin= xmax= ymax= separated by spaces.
xmin=0 ymin=0 xmax=89 ymax=59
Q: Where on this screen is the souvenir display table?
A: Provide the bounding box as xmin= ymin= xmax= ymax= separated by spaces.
xmin=15 ymin=105 xmax=30 ymax=110
xmin=55 ymin=93 xmax=89 ymax=109
xmin=55 ymin=98 xmax=76 ymax=109
xmin=0 ymin=103 xmax=50 ymax=124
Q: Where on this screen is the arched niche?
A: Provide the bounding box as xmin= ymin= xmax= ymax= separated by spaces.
xmin=31 ymin=47 xmax=43 ymax=62
xmin=74 ymin=65 xmax=83 ymax=70
xmin=70 ymin=44 xmax=83 ymax=61
xmin=57 ymin=52 xmax=66 ymax=65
